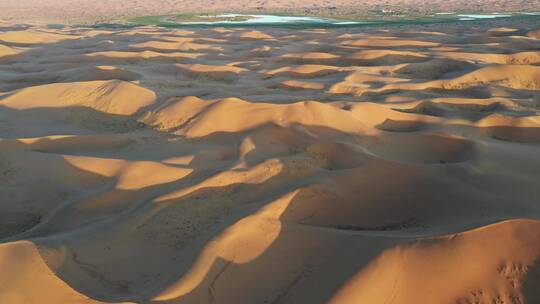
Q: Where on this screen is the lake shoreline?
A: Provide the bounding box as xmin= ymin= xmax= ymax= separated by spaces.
xmin=89 ymin=12 xmax=540 ymax=30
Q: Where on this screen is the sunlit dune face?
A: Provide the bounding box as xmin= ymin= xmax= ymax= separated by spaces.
xmin=153 ymin=190 xmax=297 ymax=301
xmin=331 ymin=220 xmax=540 ymax=304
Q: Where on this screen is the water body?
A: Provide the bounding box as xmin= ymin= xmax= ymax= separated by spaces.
xmin=134 ymin=13 xmax=366 ymax=27
xmin=124 ymin=12 xmax=539 ymax=29
xmin=457 ymin=13 xmax=512 ymax=21
xmin=179 ymin=14 xmax=361 ymax=25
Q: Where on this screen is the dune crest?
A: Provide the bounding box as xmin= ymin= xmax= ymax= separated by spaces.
xmin=0 ymin=241 xmax=104 ymax=303
xmin=1 ymin=80 xmax=156 ymax=115
xmin=331 ymin=220 xmax=540 ymax=304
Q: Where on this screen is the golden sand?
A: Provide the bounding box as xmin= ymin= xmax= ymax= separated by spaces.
xmin=1 ymin=22 xmax=540 ymax=303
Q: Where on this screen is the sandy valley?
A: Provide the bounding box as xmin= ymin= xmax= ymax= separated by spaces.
xmin=0 ymin=11 xmax=540 ymax=304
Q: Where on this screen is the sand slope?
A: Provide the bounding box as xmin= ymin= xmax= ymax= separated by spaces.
xmin=1 ymin=20 xmax=540 ymax=304
xmin=2 ymin=80 xmax=156 ymax=115
xmin=0 ymin=241 xmax=104 ymax=303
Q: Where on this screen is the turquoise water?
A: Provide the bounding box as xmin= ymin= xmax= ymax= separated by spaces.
xmin=117 ymin=12 xmax=540 ymax=29
xmin=457 ymin=13 xmax=512 ymax=21
xmin=155 ymin=13 xmax=525 ymax=26
xmin=180 ymin=14 xmax=353 ymax=25
xmin=162 ymin=14 xmax=367 ymax=26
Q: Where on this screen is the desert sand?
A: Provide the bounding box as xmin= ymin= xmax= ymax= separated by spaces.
xmin=1 ymin=15 xmax=540 ymax=304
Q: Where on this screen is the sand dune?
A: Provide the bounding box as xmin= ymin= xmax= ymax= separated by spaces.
xmin=265 ymin=64 xmax=344 ymax=78
xmin=130 ymin=41 xmax=222 ymax=52
xmin=1 ymin=19 xmax=540 ymax=304
xmin=85 ymin=50 xmax=205 ymax=62
xmin=278 ymin=79 xmax=326 ymax=90
xmin=439 ymin=51 xmax=540 ymax=65
xmin=527 ymin=29 xmax=540 ymax=39
xmin=2 ymin=80 xmax=156 ymax=115
xmin=332 ymin=64 xmax=540 ymax=95
xmin=343 ymin=38 xmax=440 ymax=48
xmin=0 ymin=44 xmax=18 ymax=57
xmin=347 ymin=49 xmax=429 ymax=65
xmin=331 ymin=219 xmax=540 ymax=304
xmin=278 ymin=52 xmax=341 ymax=64
xmin=439 ymin=65 xmax=540 ymax=90
xmin=0 ymin=30 xmax=79 ymax=45
xmin=0 ymin=241 xmax=104 ymax=303
xmin=175 ymin=64 xmax=248 ymax=81
xmin=239 ymin=31 xmax=275 ymax=40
